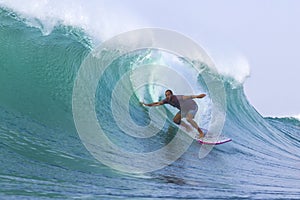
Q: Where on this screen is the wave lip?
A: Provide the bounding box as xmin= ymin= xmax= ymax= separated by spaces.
xmin=0 ymin=0 xmax=144 ymax=41
xmin=214 ymin=53 xmax=251 ymax=86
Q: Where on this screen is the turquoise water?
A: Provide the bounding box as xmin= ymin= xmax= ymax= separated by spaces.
xmin=1 ymin=7 xmax=300 ymax=199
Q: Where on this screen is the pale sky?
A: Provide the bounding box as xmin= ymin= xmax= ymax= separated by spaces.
xmin=119 ymin=0 xmax=300 ymax=117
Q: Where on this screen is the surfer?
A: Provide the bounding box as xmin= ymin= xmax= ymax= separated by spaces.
xmin=141 ymin=89 xmax=206 ymax=138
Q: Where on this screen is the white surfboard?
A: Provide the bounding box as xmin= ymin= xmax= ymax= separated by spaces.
xmin=177 ymin=124 xmax=232 ymax=145
xmin=196 ymin=128 xmax=232 ymax=145
xmin=196 ymin=137 xmax=232 ymax=145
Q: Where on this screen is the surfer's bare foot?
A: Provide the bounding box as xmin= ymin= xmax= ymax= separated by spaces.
xmin=197 ymin=128 xmax=204 ymax=138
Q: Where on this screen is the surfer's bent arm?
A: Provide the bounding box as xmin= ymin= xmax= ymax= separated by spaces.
xmin=141 ymin=101 xmax=164 ymax=107
xmin=182 ymin=94 xmax=206 ymax=100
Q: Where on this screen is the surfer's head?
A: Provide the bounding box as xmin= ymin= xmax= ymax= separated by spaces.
xmin=165 ymin=89 xmax=173 ymax=101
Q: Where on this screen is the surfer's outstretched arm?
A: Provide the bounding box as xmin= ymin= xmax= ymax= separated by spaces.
xmin=140 ymin=101 xmax=164 ymax=107
xmin=182 ymin=94 xmax=206 ymax=100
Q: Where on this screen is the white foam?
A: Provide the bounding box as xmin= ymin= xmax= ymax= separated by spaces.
xmin=0 ymin=0 xmax=145 ymax=42
xmin=0 ymin=0 xmax=250 ymax=84
xmin=213 ymin=53 xmax=251 ymax=84
xmin=292 ymin=114 xmax=300 ymax=121
xmin=271 ymin=114 xmax=300 ymax=121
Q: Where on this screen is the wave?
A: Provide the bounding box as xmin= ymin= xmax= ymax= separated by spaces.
xmin=1 ymin=7 xmax=299 ymax=199
xmin=0 ymin=7 xmax=91 ymax=131
xmin=0 ymin=0 xmax=144 ymax=42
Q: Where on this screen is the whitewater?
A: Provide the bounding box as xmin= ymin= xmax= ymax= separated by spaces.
xmin=0 ymin=2 xmax=300 ymax=199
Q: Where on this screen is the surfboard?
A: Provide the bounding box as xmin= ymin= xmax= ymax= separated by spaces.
xmin=196 ymin=128 xmax=232 ymax=145
xmin=196 ymin=137 xmax=232 ymax=145
xmin=177 ymin=124 xmax=232 ymax=145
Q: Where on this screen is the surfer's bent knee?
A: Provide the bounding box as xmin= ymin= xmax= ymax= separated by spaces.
xmin=173 ymin=118 xmax=181 ymax=125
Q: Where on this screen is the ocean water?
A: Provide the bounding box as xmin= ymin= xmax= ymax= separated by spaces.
xmin=1 ymin=4 xmax=300 ymax=200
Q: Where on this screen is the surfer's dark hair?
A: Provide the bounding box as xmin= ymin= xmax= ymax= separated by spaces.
xmin=165 ymin=89 xmax=173 ymax=95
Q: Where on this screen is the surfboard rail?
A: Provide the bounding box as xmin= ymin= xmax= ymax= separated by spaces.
xmin=196 ymin=137 xmax=232 ymax=145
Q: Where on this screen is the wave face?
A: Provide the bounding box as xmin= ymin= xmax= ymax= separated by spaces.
xmin=1 ymin=7 xmax=300 ymax=199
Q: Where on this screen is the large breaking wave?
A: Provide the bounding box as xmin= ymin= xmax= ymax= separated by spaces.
xmin=0 ymin=5 xmax=299 ymax=199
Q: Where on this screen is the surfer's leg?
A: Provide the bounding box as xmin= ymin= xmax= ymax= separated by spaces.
xmin=173 ymin=112 xmax=192 ymax=131
xmin=180 ymin=121 xmax=192 ymax=132
xmin=173 ymin=112 xmax=181 ymax=125
xmin=186 ymin=111 xmax=204 ymax=138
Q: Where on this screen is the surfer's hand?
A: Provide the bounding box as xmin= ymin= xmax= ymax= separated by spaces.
xmin=140 ymin=102 xmax=145 ymax=106
xmin=197 ymin=94 xmax=206 ymax=98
